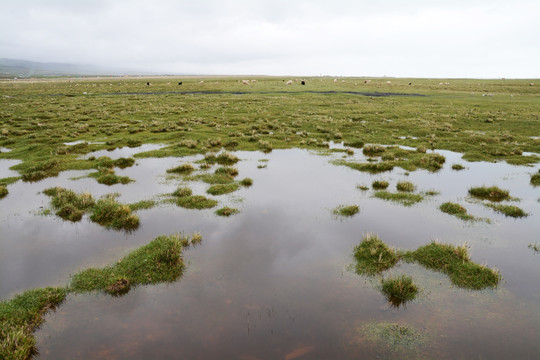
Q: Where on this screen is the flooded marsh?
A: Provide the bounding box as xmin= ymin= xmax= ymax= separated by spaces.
xmin=1 ymin=77 xmax=540 ymax=359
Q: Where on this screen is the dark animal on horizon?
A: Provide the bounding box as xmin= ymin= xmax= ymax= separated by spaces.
xmin=301 ymin=80 xmax=305 ymax=85
xmin=178 ymin=82 xmax=182 ymax=85
xmin=408 ymin=82 xmax=412 ymax=85
xmin=146 ymin=82 xmax=150 ymax=86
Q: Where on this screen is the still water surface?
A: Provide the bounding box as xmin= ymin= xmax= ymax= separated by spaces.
xmin=1 ymin=147 xmax=539 ymax=359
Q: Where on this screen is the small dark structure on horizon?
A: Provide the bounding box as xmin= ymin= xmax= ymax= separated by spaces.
xmin=178 ymin=82 xmax=182 ymax=85
xmin=408 ymin=82 xmax=412 ymax=85
xmin=301 ymin=80 xmax=305 ymax=85
xmin=146 ymin=82 xmax=150 ymax=86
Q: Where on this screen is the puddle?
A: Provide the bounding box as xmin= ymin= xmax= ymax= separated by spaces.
xmin=63 ymin=140 xmax=104 ymax=146
xmin=0 ymin=159 xmax=21 ymax=178
xmin=1 ymin=149 xmax=539 ymax=359
xmin=0 ymin=147 xmax=12 ymax=153
xmin=79 ymin=143 xmax=167 ymax=159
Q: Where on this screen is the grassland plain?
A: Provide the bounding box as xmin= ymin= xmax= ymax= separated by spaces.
xmin=1 ymin=77 xmax=540 ymax=183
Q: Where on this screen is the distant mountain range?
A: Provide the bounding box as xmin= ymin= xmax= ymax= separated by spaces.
xmin=0 ymin=58 xmax=150 ymax=77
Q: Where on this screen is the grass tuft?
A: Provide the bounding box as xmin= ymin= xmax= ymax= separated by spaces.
xmin=373 ymin=191 xmax=424 ymax=206
xmin=380 ymin=275 xmax=418 ymax=307
xmin=468 ymin=186 xmax=510 ymax=202
xmin=353 ymin=233 xmax=399 ymax=275
xmin=452 ymin=164 xmax=465 ymax=171
xmin=167 ymin=163 xmax=195 ymax=174
xmin=372 ymin=180 xmax=389 ymax=190
xmin=43 ymin=187 xmax=95 ymax=222
xmin=0 ymin=185 xmax=8 ymax=199
xmin=439 ymin=202 xmax=475 ymax=221
xmin=396 ymin=181 xmax=416 ymax=192
xmin=172 ymin=187 xmax=193 ymax=197
xmin=240 ymin=177 xmax=253 ymax=187
xmin=485 ymin=203 xmax=528 ymax=218
xmin=215 ymin=207 xmax=239 ymax=217
xmin=530 ymin=171 xmax=540 ymax=186
xmin=207 ymin=183 xmax=240 ymax=195
xmin=176 ymin=195 xmax=218 ymax=209
xmin=334 ymin=205 xmax=360 ymax=217
xmin=404 ymin=242 xmax=500 ymax=289
xmin=90 ymin=194 xmax=139 ymax=230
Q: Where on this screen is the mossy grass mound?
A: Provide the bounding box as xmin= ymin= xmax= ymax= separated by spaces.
xmin=176 ymin=195 xmax=218 ymax=209
xmin=440 ymin=202 xmax=475 ymax=221
xmin=381 ymin=275 xmax=418 ymax=307
xmin=372 ymin=180 xmax=389 ymax=190
xmin=363 ymin=144 xmax=386 ymax=156
xmin=172 ymin=187 xmax=193 ymax=197
xmin=334 ymin=205 xmax=360 ymax=217
xmin=70 ymin=233 xmax=200 ymax=295
xmin=404 ymin=242 xmax=500 ymax=289
xmin=128 ymin=200 xmax=156 ymax=211
xmin=530 ymin=171 xmax=540 ymax=186
xmin=204 ymin=151 xmax=240 ymax=165
xmin=207 ymin=183 xmax=240 ymax=195
xmin=396 ymin=181 xmax=416 ymax=192
xmin=452 ymin=164 xmax=466 ymax=171
xmin=468 ymin=186 xmax=510 ymax=202
xmin=0 ymin=287 xmax=67 ymax=360
xmin=94 ymin=171 xmax=133 ymax=185
xmin=0 ymin=185 xmax=8 ymax=199
xmin=485 ymin=203 xmax=528 ymax=218
xmin=240 ymin=177 xmax=253 ymax=187
xmin=189 ymin=173 xmax=236 ymax=185
xmin=167 ymin=163 xmax=195 ymax=174
xmin=215 ymin=166 xmax=239 ymax=177
xmin=90 ymin=194 xmax=139 ymax=230
xmin=374 ymin=191 xmax=424 ymax=206
xmin=353 ymin=234 xmax=399 ymax=275
xmin=43 ymin=187 xmax=95 ymax=222
xmin=20 ymin=160 xmax=60 ymax=182
xmin=215 ymin=207 xmax=239 ymax=217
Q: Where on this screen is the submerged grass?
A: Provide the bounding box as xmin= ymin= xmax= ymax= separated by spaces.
xmin=485 ymin=203 xmax=528 ymax=218
xmin=353 ymin=234 xmax=399 ymax=275
xmin=0 ymin=287 xmax=67 ymax=360
xmin=362 ymin=322 xmax=426 ymax=349
xmin=373 ymin=191 xmax=424 ymax=206
xmin=70 ymin=233 xmax=200 ymax=295
xmin=380 ymin=275 xmax=418 ymax=307
xmin=468 ymin=186 xmax=510 ymax=202
xmin=404 ymin=242 xmax=500 ymax=289
xmin=439 ymin=202 xmax=475 ymax=221
xmin=333 ymin=205 xmax=360 ymax=217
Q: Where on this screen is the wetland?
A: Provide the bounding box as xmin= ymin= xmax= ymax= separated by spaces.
xmin=1 ymin=77 xmax=540 ymax=359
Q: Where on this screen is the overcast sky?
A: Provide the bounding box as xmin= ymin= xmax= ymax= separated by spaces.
xmin=1 ymin=0 xmax=539 ymax=78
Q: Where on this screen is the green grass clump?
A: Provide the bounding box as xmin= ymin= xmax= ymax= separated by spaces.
xmin=0 ymin=287 xmax=67 ymax=360
xmin=356 ymin=185 xmax=369 ymax=191
xmin=240 ymin=177 xmax=253 ymax=187
xmin=452 ymin=164 xmax=465 ymax=171
xmin=372 ymin=180 xmax=389 ymax=190
xmin=335 ymin=160 xmax=394 ymax=174
xmin=176 ymin=195 xmax=218 ymax=209
xmin=374 ymin=191 xmax=424 ymax=206
xmin=113 ymin=157 xmax=136 ymax=169
xmin=90 ymin=194 xmax=140 ymax=230
xmin=353 ymin=234 xmax=399 ymax=275
xmin=167 ymin=163 xmax=195 ymax=174
xmin=207 ymin=183 xmax=240 ymax=195
xmin=205 ymin=152 xmax=240 ymax=165
xmin=128 ymin=200 xmax=156 ymax=211
xmin=334 ymin=205 xmax=360 ymax=217
xmin=172 ymin=187 xmax=193 ymax=197
xmin=363 ymin=144 xmax=386 ymax=156
xmin=215 ymin=207 xmax=239 ymax=217
xmin=215 ymin=166 xmax=239 ymax=177
xmin=531 ymin=171 xmax=540 ymax=186
xmin=439 ymin=202 xmax=475 ymax=221
xmin=381 ymin=275 xmax=418 ymax=307
xmin=485 ymin=203 xmax=528 ymax=218
xmin=96 ymin=172 xmax=132 ymax=185
xmin=343 ymin=140 xmax=364 ymax=148
xmin=404 ymin=242 xmax=500 ymax=289
xmin=70 ymin=233 xmax=200 ymax=295
xmin=20 ymin=160 xmax=60 ymax=182
xmin=396 ymin=181 xmax=416 ymax=192
xmin=468 ymin=186 xmax=510 ymax=202
xmin=43 ymin=187 xmax=95 ymax=222
xmin=190 ymin=173 xmax=235 ymax=185
xmin=0 ymin=185 xmax=8 ymax=199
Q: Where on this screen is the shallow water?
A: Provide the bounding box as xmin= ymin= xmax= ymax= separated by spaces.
xmin=1 ymin=148 xmax=540 ymax=359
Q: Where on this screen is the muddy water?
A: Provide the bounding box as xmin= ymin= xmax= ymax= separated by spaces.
xmin=1 ymin=148 xmax=540 ymax=359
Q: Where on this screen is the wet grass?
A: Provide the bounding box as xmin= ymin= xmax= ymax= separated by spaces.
xmin=353 ymin=233 xmax=399 ymax=275
xmin=485 ymin=203 xmax=528 ymax=218
xmin=176 ymin=195 xmax=218 ymax=209
xmin=439 ymin=202 xmax=475 ymax=221
xmin=89 ymin=194 xmax=140 ymax=230
xmin=380 ymin=275 xmax=418 ymax=307
xmin=128 ymin=200 xmax=156 ymax=211
xmin=396 ymin=181 xmax=416 ymax=192
xmin=240 ymin=177 xmax=253 ymax=187
xmin=215 ymin=166 xmax=239 ymax=177
xmin=373 ymin=191 xmax=424 ymax=206
xmin=403 ymin=242 xmax=500 ymax=289
xmin=0 ymin=287 xmax=67 ymax=360
xmin=215 ymin=207 xmax=239 ymax=217
xmin=205 ymin=152 xmax=240 ymax=165
xmin=531 ymin=171 xmax=540 ymax=186
xmin=0 ymin=184 xmax=8 ymax=199
xmin=93 ymin=170 xmax=133 ymax=185
xmin=333 ymin=205 xmax=360 ymax=217
xmin=468 ymin=186 xmax=510 ymax=202
xmin=335 ymin=160 xmax=394 ymax=174
xmin=167 ymin=163 xmax=195 ymax=174
xmin=172 ymin=187 xmax=193 ymax=197
xmin=207 ymin=183 xmax=240 ymax=196
xmin=529 ymin=243 xmax=540 ymax=253
xmin=43 ymin=187 xmax=95 ymax=222
xmin=452 ymin=164 xmax=466 ymax=171
xmin=372 ymin=180 xmax=389 ymax=190
xmin=189 ymin=173 xmax=236 ymax=185
xmin=362 ymin=322 xmax=426 ymax=349
xmin=70 ymin=233 xmax=200 ymax=295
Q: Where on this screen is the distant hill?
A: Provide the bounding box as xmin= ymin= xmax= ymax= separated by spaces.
xmin=0 ymin=58 xmax=146 ymax=78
